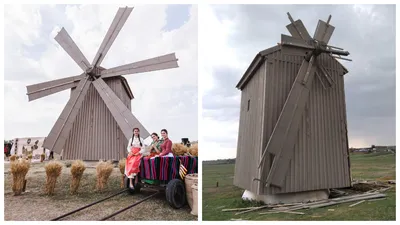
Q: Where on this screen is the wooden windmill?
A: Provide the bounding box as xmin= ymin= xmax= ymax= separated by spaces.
xmin=26 ymin=7 xmax=178 ymax=161
xmin=234 ymin=13 xmax=352 ymax=197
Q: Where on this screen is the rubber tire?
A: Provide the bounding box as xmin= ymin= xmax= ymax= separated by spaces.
xmin=165 ymin=179 xmax=186 ymax=209
xmin=125 ymin=176 xmax=141 ymax=194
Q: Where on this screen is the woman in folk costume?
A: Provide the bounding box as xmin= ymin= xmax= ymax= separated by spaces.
xmin=125 ymin=127 xmax=145 ymax=188
xmin=147 ymin=132 xmax=163 ymax=158
xmin=156 ymin=129 xmax=174 ymax=157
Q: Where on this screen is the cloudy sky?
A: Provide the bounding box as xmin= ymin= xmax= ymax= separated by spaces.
xmin=201 ymin=4 xmax=396 ymax=160
xmin=4 ymin=4 xmax=198 ymax=144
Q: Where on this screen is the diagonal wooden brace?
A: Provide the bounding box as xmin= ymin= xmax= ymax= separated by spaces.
xmin=259 ymin=57 xmax=318 ymax=188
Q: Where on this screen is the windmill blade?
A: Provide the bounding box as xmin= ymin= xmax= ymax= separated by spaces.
xmin=91 ymin=7 xmax=133 ymax=67
xmin=26 ymin=74 xmax=83 ymax=101
xmin=55 ymin=28 xmax=91 ymax=71
xmin=92 ymin=77 xmax=150 ymax=139
xmin=259 ymin=56 xmax=318 ymax=188
xmin=286 ymin=20 xmax=312 ymax=41
xmin=313 ymin=20 xmax=335 ymax=44
xmin=43 ymin=77 xmax=91 ymax=154
xmin=281 ymin=34 xmax=314 ymax=56
xmin=281 ymin=34 xmax=313 ymax=49
xmin=100 ymin=53 xmax=179 ymax=78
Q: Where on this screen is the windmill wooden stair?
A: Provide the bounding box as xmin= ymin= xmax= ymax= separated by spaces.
xmin=258 ymin=13 xmax=351 ymax=188
xmin=26 ymin=7 xmax=178 ymax=160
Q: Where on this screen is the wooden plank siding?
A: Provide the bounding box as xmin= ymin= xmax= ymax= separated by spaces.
xmin=234 ymin=62 xmax=266 ymax=192
xmin=64 ymin=77 xmax=130 ymax=161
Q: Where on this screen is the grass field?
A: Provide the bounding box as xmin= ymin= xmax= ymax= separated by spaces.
xmin=202 ymin=152 xmax=396 ymax=221
xmin=4 ymin=161 xmax=196 ymax=221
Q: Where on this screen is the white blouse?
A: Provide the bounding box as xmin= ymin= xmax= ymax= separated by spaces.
xmin=127 ymin=136 xmax=145 ymax=154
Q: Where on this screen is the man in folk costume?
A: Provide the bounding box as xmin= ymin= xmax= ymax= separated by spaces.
xmin=125 ymin=127 xmax=145 ymax=188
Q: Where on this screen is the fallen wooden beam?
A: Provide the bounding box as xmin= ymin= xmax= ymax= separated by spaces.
xmin=222 ymin=207 xmax=260 ymax=212
xmin=308 ymin=194 xmax=386 ymax=209
xmin=368 ymin=198 xmax=386 ymax=202
xmin=260 ymin=211 xmax=305 ymax=215
xmin=349 ymin=200 xmax=365 ymax=207
xmin=235 ymin=205 xmax=271 ymax=215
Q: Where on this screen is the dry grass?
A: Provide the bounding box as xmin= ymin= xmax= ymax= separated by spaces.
xmin=172 ymin=143 xmax=188 ymax=156
xmin=96 ymin=161 xmax=114 ymax=191
xmin=10 ymin=159 xmax=30 ymax=195
xmin=189 ymin=144 xmax=198 ymax=157
xmin=9 ymin=155 xmax=16 ymax=162
xmin=40 ymin=154 xmax=45 ymax=162
xmin=45 ymin=161 xmax=63 ymax=195
xmin=70 ymin=160 xmax=86 ymax=194
xmin=27 ymin=154 xmax=33 ymax=160
xmin=118 ymin=159 xmax=126 ymax=188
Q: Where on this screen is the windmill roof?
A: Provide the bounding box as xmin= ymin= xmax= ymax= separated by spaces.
xmin=236 ymin=45 xmax=349 ymax=90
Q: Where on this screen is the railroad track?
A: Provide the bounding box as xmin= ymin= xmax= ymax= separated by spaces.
xmin=51 ymin=189 xmax=160 ymax=221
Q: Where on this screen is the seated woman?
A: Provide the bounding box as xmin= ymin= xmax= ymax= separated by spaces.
xmin=147 ymin=132 xmax=163 ymax=158
xmin=156 ymin=129 xmax=174 ymax=157
xmin=125 ymin=127 xmax=145 ymax=188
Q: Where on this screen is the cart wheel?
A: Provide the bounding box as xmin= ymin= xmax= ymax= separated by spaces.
xmin=125 ymin=177 xmax=141 ymax=194
xmin=166 ymin=179 xmax=186 ymax=209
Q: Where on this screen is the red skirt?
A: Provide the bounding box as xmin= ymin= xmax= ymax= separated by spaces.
xmin=125 ymin=147 xmax=141 ymax=177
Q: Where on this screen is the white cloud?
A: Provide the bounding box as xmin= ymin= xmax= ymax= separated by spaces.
xmin=4 ymin=5 xmax=198 ymax=146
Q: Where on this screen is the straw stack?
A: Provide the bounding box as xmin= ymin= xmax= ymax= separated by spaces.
xmin=45 ymin=161 xmax=63 ymax=195
xmin=189 ymin=144 xmax=198 ymax=157
xmin=172 ymin=143 xmax=188 ymax=156
xmin=10 ymin=159 xmax=30 ymax=196
xmin=96 ymin=161 xmax=114 ymax=191
xmin=9 ymin=155 xmax=17 ymax=162
xmin=70 ymin=160 xmax=86 ymax=194
xmin=118 ymin=159 xmax=126 ymax=188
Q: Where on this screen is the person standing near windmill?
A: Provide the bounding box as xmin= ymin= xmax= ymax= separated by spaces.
xmin=125 ymin=128 xmax=145 ymax=188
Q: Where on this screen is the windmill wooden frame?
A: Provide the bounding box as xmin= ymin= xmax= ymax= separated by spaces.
xmin=234 ymin=13 xmax=352 ymax=195
xmin=26 ymin=7 xmax=179 ymax=161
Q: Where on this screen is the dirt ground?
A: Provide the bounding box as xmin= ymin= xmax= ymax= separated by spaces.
xmin=4 ymin=161 xmax=196 ymax=221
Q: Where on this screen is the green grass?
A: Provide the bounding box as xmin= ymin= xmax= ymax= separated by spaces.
xmin=202 ymin=152 xmax=396 ymax=221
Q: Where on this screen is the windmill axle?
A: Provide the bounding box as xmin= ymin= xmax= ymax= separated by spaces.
xmin=86 ymin=67 xmax=101 ymax=80
xmin=302 ymin=41 xmax=349 ymax=61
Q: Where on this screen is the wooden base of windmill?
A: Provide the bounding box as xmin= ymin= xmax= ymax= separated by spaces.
xmin=242 ymin=189 xmax=329 ymax=205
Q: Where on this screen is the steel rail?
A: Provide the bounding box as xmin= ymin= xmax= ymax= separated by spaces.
xmin=51 ymin=188 xmax=128 ymax=221
xmin=100 ymin=191 xmax=160 ymax=221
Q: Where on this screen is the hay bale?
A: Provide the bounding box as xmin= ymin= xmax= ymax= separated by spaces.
xmin=189 ymin=144 xmax=198 ymax=157
xmin=40 ymin=153 xmax=45 ymax=162
xmin=118 ymin=159 xmax=126 ymax=188
xmin=70 ymin=160 xmax=86 ymax=194
xmin=44 ymin=161 xmax=63 ymax=195
xmin=10 ymin=155 xmax=16 ymax=162
xmin=96 ymin=161 xmax=114 ymax=191
xmin=172 ymin=143 xmax=188 ymax=156
xmin=10 ymin=159 xmax=30 ymax=195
